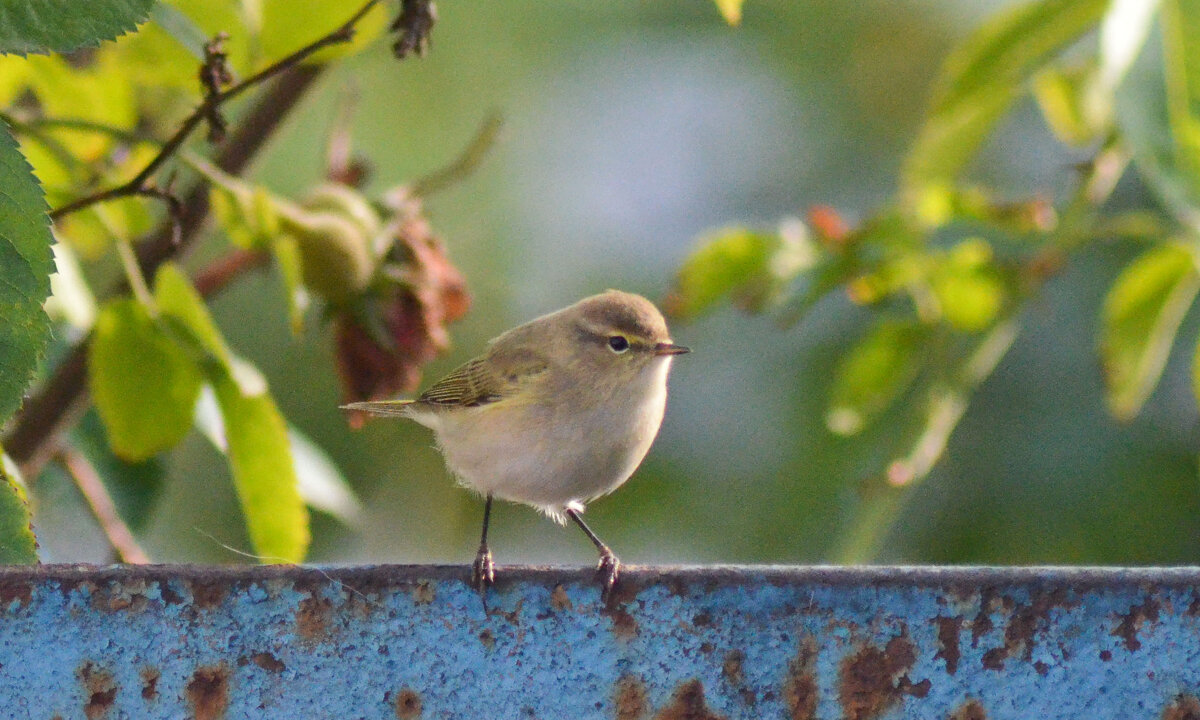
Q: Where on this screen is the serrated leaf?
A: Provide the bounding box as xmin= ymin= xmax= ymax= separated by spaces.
xmin=212 ymin=372 xmax=310 ymax=563
xmin=713 ymin=0 xmax=743 ymax=26
xmin=0 ymin=122 xmax=54 ymax=426
xmin=0 ymin=0 xmax=157 ymax=55
xmin=88 ymin=299 xmax=203 ymax=461
xmin=902 ymin=0 xmax=1108 ymax=196
xmin=826 ymin=318 xmax=928 ymax=436
xmin=0 ymin=456 xmax=38 ymax=564
xmin=668 ymin=225 xmax=817 ymax=320
xmin=1101 ymin=242 xmax=1200 ymax=420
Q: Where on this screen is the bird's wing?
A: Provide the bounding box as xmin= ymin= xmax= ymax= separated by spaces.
xmin=340 ymin=399 xmax=414 ymax=417
xmin=416 ymin=347 xmax=549 ymax=408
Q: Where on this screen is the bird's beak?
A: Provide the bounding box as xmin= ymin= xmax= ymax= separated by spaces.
xmin=654 ymin=342 xmax=691 ymax=356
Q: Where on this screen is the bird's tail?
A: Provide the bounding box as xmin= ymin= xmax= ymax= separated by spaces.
xmin=340 ymin=400 xmax=415 ymax=418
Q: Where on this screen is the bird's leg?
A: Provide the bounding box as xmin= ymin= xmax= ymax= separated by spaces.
xmin=472 ymin=494 xmax=496 ymax=598
xmin=566 ymin=507 xmax=620 ymax=603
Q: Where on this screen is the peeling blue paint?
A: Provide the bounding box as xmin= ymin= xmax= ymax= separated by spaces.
xmin=0 ymin=566 xmax=1198 ymax=718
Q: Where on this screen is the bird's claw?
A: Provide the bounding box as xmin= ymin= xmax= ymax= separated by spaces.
xmin=596 ymin=548 xmax=620 ymax=604
xmin=472 ymin=544 xmax=495 ymax=599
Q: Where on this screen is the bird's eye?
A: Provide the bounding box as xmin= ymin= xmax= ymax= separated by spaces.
xmin=607 ymin=336 xmax=630 ymax=353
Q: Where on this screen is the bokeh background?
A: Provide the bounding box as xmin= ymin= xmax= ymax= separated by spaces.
xmin=34 ymin=0 xmax=1200 ymax=567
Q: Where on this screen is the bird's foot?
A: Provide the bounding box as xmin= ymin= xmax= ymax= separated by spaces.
xmin=596 ymin=547 xmax=620 ymax=604
xmin=472 ymin=543 xmax=495 ymax=600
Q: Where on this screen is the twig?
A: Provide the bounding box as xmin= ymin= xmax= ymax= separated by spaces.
xmin=47 ymin=0 xmax=382 ymax=222
xmin=58 ymin=447 xmax=151 ymax=564
xmin=5 ymin=70 xmax=325 ymax=479
xmin=0 ymin=111 xmax=159 ymax=146
xmin=410 ymin=112 xmax=504 ymax=197
xmin=193 ymin=249 xmax=272 ymax=297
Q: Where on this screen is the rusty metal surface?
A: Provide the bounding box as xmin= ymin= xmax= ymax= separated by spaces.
xmin=0 ymin=565 xmax=1198 ymax=718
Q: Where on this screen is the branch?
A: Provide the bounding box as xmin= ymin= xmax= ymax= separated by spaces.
xmin=47 ymin=0 xmax=382 ymax=222
xmin=58 ymin=447 xmax=151 ymax=564
xmin=5 ymin=69 xmax=324 ymax=478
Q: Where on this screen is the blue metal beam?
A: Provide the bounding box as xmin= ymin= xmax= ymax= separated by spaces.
xmin=0 ymin=565 xmax=1197 ymax=718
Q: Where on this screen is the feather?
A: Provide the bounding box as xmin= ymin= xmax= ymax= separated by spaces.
xmin=340 ymin=399 xmax=415 ymax=417
xmin=417 ymin=347 xmax=549 ymax=408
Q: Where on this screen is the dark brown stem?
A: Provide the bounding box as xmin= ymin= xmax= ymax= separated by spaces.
xmin=59 ymin=448 xmax=151 ymax=564
xmin=193 ymin=249 xmax=272 ymax=297
xmin=47 ymin=0 xmax=381 ymax=222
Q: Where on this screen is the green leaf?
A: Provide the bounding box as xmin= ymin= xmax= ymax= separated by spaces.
xmin=1034 ymin=64 xmax=1105 ymax=146
xmin=826 ymin=318 xmax=928 ymax=436
xmin=0 ymin=123 xmax=54 ymax=425
xmin=148 ymin=2 xmax=206 ymax=59
xmin=667 ymin=224 xmax=817 ymax=321
xmin=0 ymin=456 xmax=38 ymax=564
xmin=272 ymin=233 xmax=309 ymax=334
xmin=154 ymin=263 xmax=231 ymax=365
xmin=1100 ymin=242 xmax=1200 ymax=420
xmin=259 ymin=0 xmax=387 ymax=65
xmin=902 ymin=0 xmax=1108 ymax=197
xmin=212 ymin=372 xmax=310 ymax=563
xmin=713 ymin=0 xmax=743 ymax=26
xmin=930 ymin=239 xmax=1007 ymax=332
xmin=0 ymin=0 xmax=157 ymax=55
xmin=151 ymin=266 xmax=309 ymax=561
xmin=88 ymin=299 xmax=203 ymax=461
xmin=1162 ymin=0 xmax=1200 ymax=194
xmin=193 ymin=390 xmax=360 ymax=525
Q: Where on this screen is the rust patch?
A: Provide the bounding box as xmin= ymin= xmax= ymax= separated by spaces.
xmin=838 ymin=633 xmax=930 ymax=720
xmin=78 ymin=662 xmax=117 ymax=720
xmin=933 ymin=616 xmax=962 ymax=675
xmin=296 ymin=594 xmax=334 ymax=640
xmin=412 ymin=581 xmax=435 ymax=605
xmin=551 ymin=585 xmax=573 ymax=611
xmin=0 ymin=578 xmax=32 ymax=609
xmin=615 ymin=674 xmax=648 ymax=720
xmin=692 ymin=611 xmax=713 ymax=627
xmin=250 ymin=652 xmax=286 ymax=673
xmin=1113 ymin=597 xmax=1160 ymax=652
xmin=1099 ymin=650 xmax=1112 ymax=662
xmin=653 ymin=679 xmax=726 ymax=720
xmin=970 ymin=588 xmax=998 ymax=645
xmin=478 ymin=628 xmax=496 ymax=649
xmin=784 ymin=636 xmax=818 ymax=720
xmin=140 ymin=667 xmax=160 ymax=701
xmin=1164 ymin=695 xmax=1200 ymax=720
xmin=980 ymin=588 xmax=1070 ymax=670
xmin=188 ymin=580 xmax=227 ymax=610
xmin=186 ymin=665 xmax=230 ymax=720
xmin=395 ymin=688 xmax=422 ymax=719
xmin=722 ymin=650 xmax=745 ymax=686
xmin=950 ymin=699 xmax=987 ymax=720
xmin=605 ymin=606 xmax=639 ymax=640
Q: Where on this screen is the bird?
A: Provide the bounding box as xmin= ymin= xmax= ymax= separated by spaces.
xmin=342 ymin=290 xmax=689 ymax=602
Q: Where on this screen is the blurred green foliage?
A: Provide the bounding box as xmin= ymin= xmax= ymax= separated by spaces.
xmin=2 ymin=0 xmax=1200 ymax=569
